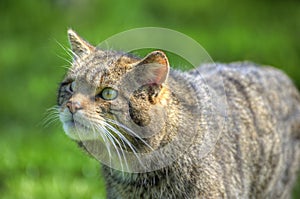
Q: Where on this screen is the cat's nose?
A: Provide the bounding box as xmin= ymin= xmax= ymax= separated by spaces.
xmin=66 ymin=100 xmax=82 ymax=114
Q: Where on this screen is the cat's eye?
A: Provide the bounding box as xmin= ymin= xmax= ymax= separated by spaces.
xmin=66 ymin=81 xmax=75 ymax=93
xmin=99 ymin=87 xmax=118 ymax=100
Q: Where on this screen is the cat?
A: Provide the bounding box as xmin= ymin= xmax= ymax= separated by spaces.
xmin=57 ymin=29 xmax=300 ymax=199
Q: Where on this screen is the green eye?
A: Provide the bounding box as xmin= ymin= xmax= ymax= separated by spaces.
xmin=99 ymin=87 xmax=118 ymax=100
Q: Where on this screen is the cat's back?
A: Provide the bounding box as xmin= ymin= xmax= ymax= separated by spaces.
xmin=188 ymin=62 xmax=300 ymax=141
xmin=188 ymin=62 xmax=300 ymax=122
xmin=184 ymin=62 xmax=300 ymax=198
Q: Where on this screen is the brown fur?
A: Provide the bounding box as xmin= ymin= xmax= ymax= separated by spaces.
xmin=58 ymin=30 xmax=300 ymax=199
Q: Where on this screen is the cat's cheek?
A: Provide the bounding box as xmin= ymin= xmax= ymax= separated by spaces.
xmin=128 ymin=103 xmax=151 ymax=127
xmin=62 ymin=123 xmax=80 ymax=140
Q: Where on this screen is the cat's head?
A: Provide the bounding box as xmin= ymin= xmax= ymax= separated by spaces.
xmin=58 ymin=30 xmax=171 ymax=149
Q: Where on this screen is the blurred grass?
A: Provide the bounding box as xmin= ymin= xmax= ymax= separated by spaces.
xmin=0 ymin=0 xmax=299 ymax=198
xmin=0 ymin=126 xmax=105 ymax=199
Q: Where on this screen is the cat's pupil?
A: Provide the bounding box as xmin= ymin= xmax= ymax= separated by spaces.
xmin=100 ymin=87 xmax=118 ymax=100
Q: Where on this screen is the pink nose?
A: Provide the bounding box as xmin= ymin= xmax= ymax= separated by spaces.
xmin=66 ymin=100 xmax=82 ymax=114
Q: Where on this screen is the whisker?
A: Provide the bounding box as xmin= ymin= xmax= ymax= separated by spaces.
xmin=54 ymin=39 xmax=82 ymax=71
xmin=95 ymin=123 xmax=130 ymax=171
xmin=59 ymin=64 xmax=74 ymax=71
xmin=45 ymin=106 xmax=60 ymax=112
xmin=42 ymin=106 xmax=61 ymax=127
xmin=98 ymin=124 xmax=130 ymax=172
xmin=87 ymin=120 xmax=113 ymax=170
xmin=55 ymin=55 xmax=75 ymax=73
xmin=97 ymin=125 xmax=125 ymax=172
xmin=43 ymin=116 xmax=61 ymax=128
xmin=102 ymin=122 xmax=145 ymax=169
xmin=55 ymin=39 xmax=74 ymax=60
xmin=67 ymin=47 xmax=79 ymax=60
xmin=103 ymin=122 xmax=138 ymax=153
xmin=56 ymin=54 xmax=72 ymax=65
xmin=106 ymin=118 xmax=154 ymax=151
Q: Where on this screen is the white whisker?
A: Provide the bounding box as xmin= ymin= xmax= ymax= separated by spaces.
xmin=88 ymin=120 xmax=113 ymax=170
xmin=103 ymin=122 xmax=138 ymax=153
xmin=54 ymin=39 xmax=82 ymax=71
xmin=67 ymin=47 xmax=79 ymax=60
xmin=97 ymin=124 xmax=126 ymax=172
xmin=99 ymin=123 xmax=132 ymax=172
xmin=55 ymin=39 xmax=74 ymax=60
xmin=56 ymin=54 xmax=73 ymax=65
xmin=43 ymin=117 xmax=61 ymax=127
xmin=102 ymin=121 xmax=145 ymax=169
xmin=99 ymin=123 xmax=130 ymax=172
xmin=106 ymin=118 xmax=154 ymax=151
xmin=42 ymin=106 xmax=60 ymax=127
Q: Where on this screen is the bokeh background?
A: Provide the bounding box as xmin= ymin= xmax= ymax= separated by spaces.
xmin=1 ymin=0 xmax=299 ymax=198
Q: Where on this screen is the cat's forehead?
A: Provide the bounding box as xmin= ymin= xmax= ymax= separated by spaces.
xmin=66 ymin=50 xmax=140 ymax=87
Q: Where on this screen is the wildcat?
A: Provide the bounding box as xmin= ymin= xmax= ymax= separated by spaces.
xmin=57 ymin=29 xmax=300 ymax=198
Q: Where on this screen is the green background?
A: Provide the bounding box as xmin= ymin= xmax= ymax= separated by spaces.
xmin=1 ymin=0 xmax=299 ymax=198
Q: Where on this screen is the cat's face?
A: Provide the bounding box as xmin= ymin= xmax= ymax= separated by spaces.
xmin=58 ymin=30 xmax=170 ymax=145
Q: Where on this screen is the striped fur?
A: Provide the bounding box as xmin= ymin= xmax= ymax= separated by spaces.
xmin=58 ymin=31 xmax=300 ymax=199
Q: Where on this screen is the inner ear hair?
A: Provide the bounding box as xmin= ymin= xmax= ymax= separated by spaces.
xmin=67 ymin=29 xmax=95 ymax=59
xmin=135 ymin=50 xmax=170 ymax=85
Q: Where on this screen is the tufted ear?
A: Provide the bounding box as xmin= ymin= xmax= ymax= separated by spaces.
xmin=135 ymin=51 xmax=170 ymax=85
xmin=67 ymin=29 xmax=95 ymax=59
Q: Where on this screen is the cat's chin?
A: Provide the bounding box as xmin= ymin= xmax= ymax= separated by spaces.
xmin=62 ymin=120 xmax=101 ymax=141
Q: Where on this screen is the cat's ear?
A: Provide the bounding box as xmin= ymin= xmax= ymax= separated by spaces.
xmin=136 ymin=51 xmax=170 ymax=85
xmin=67 ymin=29 xmax=95 ymax=59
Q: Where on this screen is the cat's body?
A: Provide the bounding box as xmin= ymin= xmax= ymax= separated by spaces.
xmin=58 ymin=30 xmax=300 ymax=199
xmin=103 ymin=63 xmax=300 ymax=199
